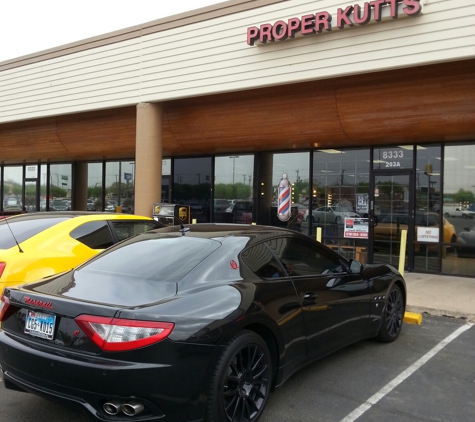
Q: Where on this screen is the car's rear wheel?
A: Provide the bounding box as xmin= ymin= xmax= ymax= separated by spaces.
xmin=377 ymin=284 xmax=405 ymax=343
xmin=206 ymin=330 xmax=272 ymax=422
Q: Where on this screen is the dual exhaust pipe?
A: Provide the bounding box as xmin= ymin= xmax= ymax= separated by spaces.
xmin=103 ymin=400 xmax=144 ymax=417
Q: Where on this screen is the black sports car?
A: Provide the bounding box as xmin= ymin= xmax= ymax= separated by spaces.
xmin=0 ymin=224 xmax=406 ymax=422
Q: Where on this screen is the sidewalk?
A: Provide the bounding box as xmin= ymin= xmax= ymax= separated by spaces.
xmin=404 ymin=272 xmax=475 ymax=323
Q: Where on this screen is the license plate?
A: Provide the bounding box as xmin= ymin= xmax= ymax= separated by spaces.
xmin=24 ymin=310 xmax=56 ymax=340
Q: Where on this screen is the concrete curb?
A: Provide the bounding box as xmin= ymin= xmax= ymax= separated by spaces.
xmin=406 ymin=305 xmax=475 ymax=324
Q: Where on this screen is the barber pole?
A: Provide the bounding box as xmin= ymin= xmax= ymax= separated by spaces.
xmin=277 ymin=173 xmax=291 ymax=222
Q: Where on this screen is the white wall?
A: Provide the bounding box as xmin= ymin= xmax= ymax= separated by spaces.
xmin=1 ymin=0 xmax=474 ymax=123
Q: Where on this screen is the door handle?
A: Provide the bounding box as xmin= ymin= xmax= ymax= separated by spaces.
xmin=303 ymin=292 xmax=317 ymax=306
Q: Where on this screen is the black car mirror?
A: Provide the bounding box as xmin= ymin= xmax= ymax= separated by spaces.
xmin=349 ymin=259 xmax=363 ymax=274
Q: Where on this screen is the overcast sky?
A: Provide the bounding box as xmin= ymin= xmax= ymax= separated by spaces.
xmin=0 ymin=0 xmax=225 ymax=62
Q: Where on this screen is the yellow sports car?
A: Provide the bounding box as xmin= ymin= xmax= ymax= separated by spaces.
xmin=0 ymin=212 xmax=163 ymax=293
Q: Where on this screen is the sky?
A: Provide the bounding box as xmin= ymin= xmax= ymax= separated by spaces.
xmin=0 ymin=0 xmax=225 ymax=62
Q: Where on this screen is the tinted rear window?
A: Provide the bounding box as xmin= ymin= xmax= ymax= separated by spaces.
xmin=111 ymin=220 xmax=162 ymax=242
xmin=0 ymin=217 xmax=69 ymax=249
xmin=77 ymin=236 xmax=220 ymax=282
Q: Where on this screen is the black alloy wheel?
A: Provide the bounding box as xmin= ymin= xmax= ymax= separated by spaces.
xmin=206 ymin=330 xmax=272 ymax=422
xmin=377 ymin=284 xmax=405 ymax=343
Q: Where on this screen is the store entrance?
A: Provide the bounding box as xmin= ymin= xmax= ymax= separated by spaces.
xmin=369 ymin=171 xmax=414 ymax=270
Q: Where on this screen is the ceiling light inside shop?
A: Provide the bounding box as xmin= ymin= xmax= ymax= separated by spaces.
xmin=318 ymin=149 xmax=343 ymax=154
xmin=373 ymin=160 xmax=386 ymax=163
xmin=397 ymin=145 xmax=427 ymax=150
xmin=442 ymin=157 xmax=459 ymax=161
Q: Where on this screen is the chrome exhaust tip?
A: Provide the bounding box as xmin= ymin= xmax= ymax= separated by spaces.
xmin=103 ymin=400 xmax=122 ymax=415
xmin=121 ymin=401 xmax=145 ymax=416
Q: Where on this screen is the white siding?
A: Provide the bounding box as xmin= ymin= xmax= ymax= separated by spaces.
xmin=1 ymin=0 xmax=474 ymax=123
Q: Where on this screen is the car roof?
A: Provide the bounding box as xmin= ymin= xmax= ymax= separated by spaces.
xmin=151 ymin=223 xmax=299 ymax=240
xmin=3 ymin=212 xmax=153 ymax=222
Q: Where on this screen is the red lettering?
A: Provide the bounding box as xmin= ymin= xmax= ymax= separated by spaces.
xmin=337 ymin=6 xmax=354 ymax=29
xmin=287 ymin=17 xmax=301 ymax=38
xmin=386 ymin=0 xmax=400 ymax=18
xmin=247 ymin=26 xmax=259 ymax=46
xmin=272 ymin=20 xmax=288 ymax=41
xmin=259 ymin=24 xmax=273 ymax=43
xmin=354 ymin=3 xmax=372 ymax=25
xmin=301 ymin=14 xmax=315 ymax=35
xmin=370 ymin=0 xmax=386 ymax=22
xmin=315 ymin=12 xmax=332 ymax=33
xmin=403 ymin=0 xmax=422 ymax=16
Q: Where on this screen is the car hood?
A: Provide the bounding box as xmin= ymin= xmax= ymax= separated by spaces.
xmin=23 ymin=269 xmax=178 ymax=307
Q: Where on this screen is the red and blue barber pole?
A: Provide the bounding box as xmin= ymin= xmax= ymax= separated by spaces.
xmin=277 ymin=173 xmax=291 ymax=222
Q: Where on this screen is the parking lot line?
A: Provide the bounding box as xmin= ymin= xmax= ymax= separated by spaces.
xmin=339 ymin=322 xmax=474 ymax=422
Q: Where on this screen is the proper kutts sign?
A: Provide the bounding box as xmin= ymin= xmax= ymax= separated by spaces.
xmin=247 ymin=0 xmax=422 ymax=46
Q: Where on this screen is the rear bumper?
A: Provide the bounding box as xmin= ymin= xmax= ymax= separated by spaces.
xmin=0 ymin=331 xmax=213 ymax=421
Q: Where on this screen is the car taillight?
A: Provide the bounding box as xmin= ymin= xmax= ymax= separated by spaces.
xmin=0 ymin=295 xmax=10 ymax=322
xmin=75 ymin=315 xmax=174 ymax=352
xmin=0 ymin=262 xmax=6 ymax=278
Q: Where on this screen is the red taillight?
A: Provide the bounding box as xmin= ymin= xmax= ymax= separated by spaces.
xmin=0 ymin=262 xmax=6 ymax=278
xmin=75 ymin=315 xmax=174 ymax=352
xmin=0 ymin=295 xmax=10 ymax=322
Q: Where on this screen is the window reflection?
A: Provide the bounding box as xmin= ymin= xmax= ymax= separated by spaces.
xmin=3 ymin=166 xmax=23 ymax=212
xmin=214 ymin=155 xmax=254 ymax=224
xmin=413 ymin=145 xmax=442 ymax=273
xmin=105 ymin=161 xmax=135 ymax=213
xmin=49 ymin=164 xmax=72 ymax=212
xmin=442 ymin=145 xmax=475 ymax=277
xmin=313 ymin=149 xmax=369 ymax=262
xmin=174 ymin=157 xmax=212 ymax=223
xmin=87 ymin=163 xmax=102 ymax=212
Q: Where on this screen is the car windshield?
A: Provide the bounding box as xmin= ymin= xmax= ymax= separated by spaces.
xmin=0 ymin=217 xmax=69 ymax=249
xmin=75 ymin=235 xmax=221 ymax=283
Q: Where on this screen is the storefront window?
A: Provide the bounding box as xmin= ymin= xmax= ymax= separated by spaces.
xmin=413 ymin=145 xmax=442 ymax=273
xmin=173 ymin=157 xmax=212 ymax=223
xmin=214 ymin=155 xmax=254 ymax=224
xmin=50 ymin=164 xmax=72 ymax=212
xmin=3 ymin=166 xmax=23 ymax=212
xmin=87 ymin=163 xmax=103 ymax=212
xmin=442 ymin=145 xmax=475 ymax=277
xmin=105 ymin=161 xmax=135 ymax=213
xmin=313 ymin=149 xmax=370 ymax=262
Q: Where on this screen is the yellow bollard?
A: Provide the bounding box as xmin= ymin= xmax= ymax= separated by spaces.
xmin=316 ymin=227 xmax=322 ymax=243
xmin=398 ymin=229 xmax=407 ymax=276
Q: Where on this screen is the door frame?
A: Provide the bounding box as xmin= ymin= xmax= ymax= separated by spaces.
xmin=368 ymin=169 xmax=414 ymax=270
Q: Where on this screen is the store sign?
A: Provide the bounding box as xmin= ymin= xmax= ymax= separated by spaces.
xmin=344 ymin=217 xmax=369 ymax=239
xmin=247 ymin=0 xmax=422 ymax=46
xmin=417 ymin=227 xmax=439 ymax=243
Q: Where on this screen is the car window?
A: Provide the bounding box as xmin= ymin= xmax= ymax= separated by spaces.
xmin=70 ymin=221 xmax=114 ymax=249
xmin=78 ymin=235 xmax=220 ymax=282
xmin=266 ymin=237 xmax=345 ymax=276
xmin=0 ymin=217 xmax=69 ymax=249
xmin=241 ymin=243 xmax=285 ymax=278
xmin=111 ymin=220 xmax=162 ymax=242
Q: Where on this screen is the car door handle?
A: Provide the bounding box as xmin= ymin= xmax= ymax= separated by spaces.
xmin=303 ymin=292 xmax=317 ymax=305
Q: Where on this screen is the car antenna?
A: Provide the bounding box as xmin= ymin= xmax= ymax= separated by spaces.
xmin=1 ymin=210 xmax=24 ymax=253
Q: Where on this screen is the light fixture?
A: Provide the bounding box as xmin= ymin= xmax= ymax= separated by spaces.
xmin=317 ymin=149 xmax=343 ymax=154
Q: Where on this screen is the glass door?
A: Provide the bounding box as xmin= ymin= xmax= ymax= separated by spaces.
xmin=173 ymin=157 xmax=212 ymax=223
xmin=369 ymin=172 xmax=413 ymax=269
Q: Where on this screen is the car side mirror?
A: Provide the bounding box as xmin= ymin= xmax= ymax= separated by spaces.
xmin=349 ymin=259 xmax=363 ymax=274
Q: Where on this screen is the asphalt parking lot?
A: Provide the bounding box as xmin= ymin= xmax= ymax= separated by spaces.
xmin=1 ymin=315 xmax=474 ymax=422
